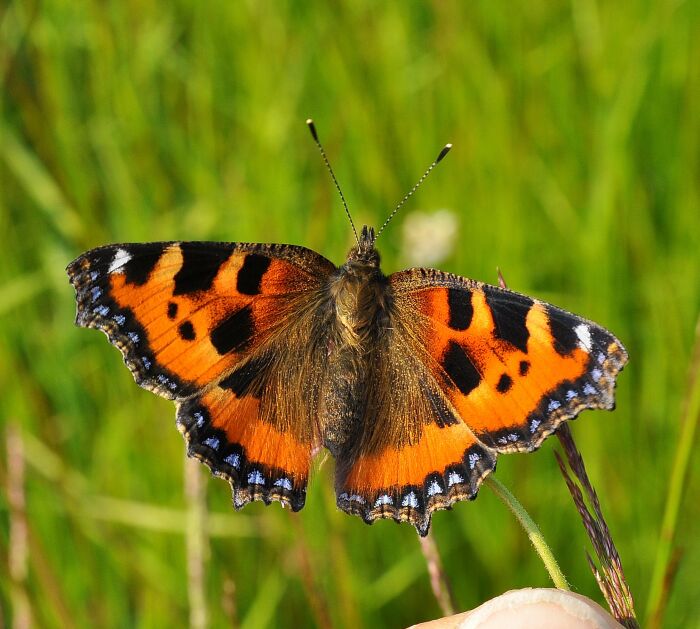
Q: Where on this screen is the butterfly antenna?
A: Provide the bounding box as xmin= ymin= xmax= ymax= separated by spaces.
xmin=375 ymin=143 xmax=452 ymax=239
xmin=306 ymin=119 xmax=359 ymax=244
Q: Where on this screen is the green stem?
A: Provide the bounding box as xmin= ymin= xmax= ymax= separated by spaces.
xmin=645 ymin=315 xmax=700 ymax=625
xmin=486 ymin=475 xmax=570 ymax=590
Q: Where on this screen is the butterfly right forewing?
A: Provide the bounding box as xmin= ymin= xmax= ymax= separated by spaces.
xmin=391 ymin=269 xmax=627 ymax=451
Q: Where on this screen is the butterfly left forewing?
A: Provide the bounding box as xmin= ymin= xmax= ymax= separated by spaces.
xmin=68 ymin=241 xmax=334 ymax=398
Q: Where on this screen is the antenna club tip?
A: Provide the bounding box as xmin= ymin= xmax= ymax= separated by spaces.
xmin=306 ymin=119 xmax=319 ymax=141
xmin=436 ymin=143 xmax=453 ymax=163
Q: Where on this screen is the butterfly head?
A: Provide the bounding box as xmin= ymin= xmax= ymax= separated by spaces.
xmin=347 ymin=225 xmax=380 ymax=268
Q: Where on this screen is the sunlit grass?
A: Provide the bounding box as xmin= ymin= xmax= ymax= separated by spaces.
xmin=1 ymin=1 xmax=698 ymax=627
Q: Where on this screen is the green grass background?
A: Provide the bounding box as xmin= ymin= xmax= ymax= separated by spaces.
xmin=1 ymin=1 xmax=699 ymax=627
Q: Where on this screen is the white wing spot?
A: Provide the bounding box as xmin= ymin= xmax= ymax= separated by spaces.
xmin=204 ymin=437 xmax=220 ymax=450
xmin=427 ymin=480 xmax=443 ymax=496
xmin=591 ymin=368 xmax=602 ymax=382
xmin=402 ymin=492 xmax=419 ymax=508
xmin=374 ymin=494 xmax=393 ymax=507
xmin=127 ymin=332 xmax=139 ymax=344
xmin=583 ymin=383 xmax=597 ymax=395
xmin=349 ymin=494 xmax=365 ymax=504
xmin=90 ymin=286 xmax=102 ymax=302
xmin=142 ymin=356 xmax=151 ymax=370
xmin=566 ymin=389 xmax=577 ymax=400
xmin=94 ymin=305 xmax=110 ymax=317
xmin=575 ymin=324 xmax=593 ymax=351
xmin=508 ymin=433 xmax=519 ymax=442
xmin=468 ymin=452 xmax=481 ymax=469
xmin=109 ymin=248 xmax=132 ymax=273
xmin=248 ymin=470 xmax=265 ymax=485
xmin=274 ymin=477 xmax=293 ymax=491
xmin=497 ymin=436 xmax=508 ymax=445
xmin=90 ymin=271 xmax=99 ymax=281
xmin=225 ymin=453 xmax=240 ymax=468
xmin=193 ymin=411 xmax=204 ymax=427
xmin=548 ymin=400 xmax=561 ymax=412
xmin=530 ymin=418 xmax=541 ymax=433
xmin=447 ymin=471 xmax=464 ymax=486
xmin=598 ymin=352 xmax=606 ymax=365
xmin=114 ymin=314 xmax=126 ymax=326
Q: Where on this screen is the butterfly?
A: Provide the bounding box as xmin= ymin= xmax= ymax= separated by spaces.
xmin=67 ymin=121 xmax=627 ymax=536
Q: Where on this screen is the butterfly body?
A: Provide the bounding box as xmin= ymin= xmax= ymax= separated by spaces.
xmin=68 ymin=226 xmax=627 ymax=535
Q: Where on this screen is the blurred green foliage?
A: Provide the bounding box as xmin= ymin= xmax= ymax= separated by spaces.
xmin=1 ymin=1 xmax=698 ymax=627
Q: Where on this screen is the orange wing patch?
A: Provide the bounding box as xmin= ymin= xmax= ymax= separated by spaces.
xmin=201 ymin=385 xmax=311 ymax=480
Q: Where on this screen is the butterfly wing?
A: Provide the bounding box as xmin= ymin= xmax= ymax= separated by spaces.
xmin=335 ymin=268 xmax=627 ymax=534
xmin=68 ymin=241 xmax=336 ymax=510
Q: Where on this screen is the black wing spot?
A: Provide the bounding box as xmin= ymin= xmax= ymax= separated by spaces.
xmin=178 ymin=321 xmax=196 ymax=341
xmin=210 ymin=305 xmax=254 ymax=355
xmin=447 ymin=289 xmax=473 ymax=331
xmin=496 ymin=373 xmax=513 ymax=393
xmin=167 ymin=302 xmax=178 ymax=320
xmin=173 ymin=243 xmax=234 ymax=296
xmin=442 ymin=341 xmax=481 ymax=395
xmin=519 ymin=360 xmax=530 ymax=376
xmin=123 ymin=244 xmax=165 ymax=286
xmin=237 ymin=254 xmax=272 ymax=296
xmin=547 ymin=307 xmax=580 ymax=356
xmin=483 ymin=287 xmax=533 ymax=353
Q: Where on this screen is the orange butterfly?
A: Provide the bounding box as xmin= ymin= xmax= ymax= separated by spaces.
xmin=67 ymin=121 xmax=627 ymax=535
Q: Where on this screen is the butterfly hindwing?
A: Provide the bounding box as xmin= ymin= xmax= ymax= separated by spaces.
xmin=337 ymin=419 xmax=497 ymax=535
xmin=178 ymin=382 xmax=312 ymax=511
xmin=68 ymin=241 xmax=336 ymax=509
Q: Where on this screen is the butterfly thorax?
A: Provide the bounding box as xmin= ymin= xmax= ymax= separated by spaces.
xmin=330 ymin=226 xmax=391 ymax=348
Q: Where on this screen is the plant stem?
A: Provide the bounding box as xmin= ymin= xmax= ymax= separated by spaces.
xmin=645 ymin=314 xmax=700 ymax=626
xmin=185 ymin=456 xmax=209 ymax=629
xmin=485 ymin=475 xmax=569 ymax=590
xmin=418 ymin=531 xmax=456 ymax=616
